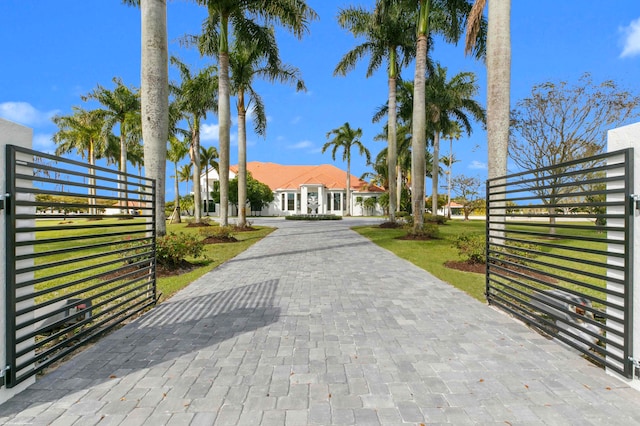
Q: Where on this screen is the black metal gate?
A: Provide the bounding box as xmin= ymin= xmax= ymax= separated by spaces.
xmin=486 ymin=148 xmax=634 ymax=378
xmin=2 ymin=145 xmax=157 ymax=388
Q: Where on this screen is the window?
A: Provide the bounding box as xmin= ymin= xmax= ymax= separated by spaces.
xmin=281 ymin=193 xmax=285 ymax=211
xmin=333 ymin=193 xmax=341 ymax=211
xmin=287 ymin=193 xmax=295 ymax=211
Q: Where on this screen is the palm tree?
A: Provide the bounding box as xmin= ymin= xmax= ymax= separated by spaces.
xmin=123 ymin=0 xmax=170 ymax=235
xmin=200 ymin=145 xmax=219 ymax=216
xmin=195 ymin=0 xmax=317 ymax=226
xmin=335 ymin=2 xmax=416 ymax=222
xmin=323 ymin=123 xmax=371 ymax=216
xmin=230 ymin=36 xmax=306 ymax=227
xmin=443 ymin=122 xmax=462 ymax=219
xmin=466 ymin=0 xmax=510 ymax=236
xmin=170 ymin=56 xmax=218 ymax=224
xmin=425 ymin=65 xmax=485 ymax=216
xmin=178 ymin=163 xmax=193 ymax=198
xmin=168 ymin=136 xmax=189 ymax=223
xmin=84 ymin=78 xmax=140 ymax=214
xmin=53 ymin=107 xmax=111 ymax=216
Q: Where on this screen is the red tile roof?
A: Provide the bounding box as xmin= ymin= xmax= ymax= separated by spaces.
xmin=229 ymin=162 xmax=384 ymax=192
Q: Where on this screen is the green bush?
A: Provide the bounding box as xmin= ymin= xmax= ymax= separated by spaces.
xmin=496 ymin=240 xmax=538 ymax=265
xmin=156 ymin=232 xmax=206 ymax=268
xmin=425 ymin=214 xmax=448 ymax=225
xmin=199 ymin=225 xmax=235 ymax=240
xmin=116 ymin=237 xmax=152 ymax=265
xmin=454 ymin=234 xmax=486 ymax=264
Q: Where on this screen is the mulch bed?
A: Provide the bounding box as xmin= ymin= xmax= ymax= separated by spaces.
xmin=185 ymin=222 xmax=211 ymax=228
xmin=233 ymin=226 xmax=257 ymax=232
xmin=156 ymin=259 xmax=198 ymax=277
xmin=379 ymin=221 xmax=403 ymax=229
xmin=445 ymin=260 xmax=486 ymax=274
xmin=396 ymin=234 xmax=437 ymax=241
xmin=202 ymin=236 xmax=238 ymax=244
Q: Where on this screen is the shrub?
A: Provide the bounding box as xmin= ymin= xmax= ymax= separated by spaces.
xmin=199 ymin=225 xmax=235 ymax=240
xmin=496 ymin=240 xmax=538 ymax=265
xmin=116 ymin=237 xmax=152 ymax=265
xmin=156 ymin=232 xmax=205 ymax=268
xmin=425 ymin=214 xmax=448 ymax=225
xmin=454 ymin=234 xmax=486 ymax=264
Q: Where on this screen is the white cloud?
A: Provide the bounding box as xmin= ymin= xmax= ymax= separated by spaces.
xmin=0 ymin=102 xmax=59 ymax=126
xmin=620 ymin=17 xmax=640 ymax=58
xmin=469 ymin=160 xmax=487 ymax=170
xmin=290 ymin=116 xmax=302 ymax=125
xmin=288 ymin=140 xmax=314 ymax=149
xmin=200 ymin=123 xmax=220 ymax=141
xmin=33 ymin=133 xmax=56 ymax=153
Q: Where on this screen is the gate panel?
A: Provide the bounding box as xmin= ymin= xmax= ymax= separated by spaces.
xmin=486 ymin=148 xmax=633 ymax=377
xmin=4 ymin=145 xmax=156 ymax=388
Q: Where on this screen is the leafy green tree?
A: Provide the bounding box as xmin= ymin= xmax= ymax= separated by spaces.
xmin=227 ymin=173 xmax=274 ymax=215
xmin=323 ymin=123 xmax=372 ymax=216
xmin=170 ymin=56 xmax=218 ymax=224
xmin=229 ymin=36 xmax=306 ymax=227
xmin=178 ymin=163 xmax=193 ymax=198
xmin=200 ymin=145 xmax=219 ymax=216
xmin=195 ymin=0 xmax=317 ymax=226
xmin=335 ymin=2 xmax=416 ymax=222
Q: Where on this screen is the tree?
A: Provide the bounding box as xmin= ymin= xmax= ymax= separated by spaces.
xmin=170 ymin=56 xmax=218 ymax=224
xmin=510 ymin=74 xmax=640 ymax=230
xmin=466 ymin=0 xmax=510 ymax=237
xmin=167 ymin=136 xmax=189 ymax=223
xmin=323 ymin=123 xmax=372 ymax=216
xmin=84 ymin=78 xmax=140 ymax=214
xmin=178 ymin=163 xmax=193 ymax=197
xmin=195 ymin=0 xmax=317 ymax=227
xmin=229 ymin=36 xmax=306 ymax=227
xmin=228 ymin=172 xmax=274 ymax=214
xmin=424 ymin=65 xmax=485 ymax=217
xmin=200 ymin=145 xmax=219 ymax=216
xmin=335 ymin=2 xmax=416 ymax=223
xmin=443 ymin=122 xmax=462 ymax=219
xmin=451 ymin=174 xmax=484 ymax=220
xmin=123 ymin=0 xmax=170 ymax=235
xmin=53 ymin=107 xmax=112 ymax=216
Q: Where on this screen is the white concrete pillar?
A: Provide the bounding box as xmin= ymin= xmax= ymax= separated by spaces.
xmin=0 ymin=118 xmax=35 ymax=404
xmin=607 ymin=121 xmax=640 ymax=390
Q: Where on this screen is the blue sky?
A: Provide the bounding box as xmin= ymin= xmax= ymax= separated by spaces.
xmin=1 ymin=1 xmax=639 ymax=201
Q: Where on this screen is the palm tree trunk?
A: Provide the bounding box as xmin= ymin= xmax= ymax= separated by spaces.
xmin=218 ymin=14 xmax=231 ymax=227
xmin=346 ymin=162 xmax=351 ymax=216
xmin=89 ymin=142 xmax=96 ymax=217
xmin=204 ymin=169 xmax=210 ymax=216
xmin=487 ymin=0 xmax=511 ymax=239
xmin=237 ymin=91 xmax=247 ymax=227
xmin=172 ymin=161 xmax=181 ymax=224
xmin=192 ymin=120 xmax=202 ymax=223
xmin=411 ymin=0 xmax=430 ymax=232
xmin=119 ymin=128 xmax=128 ymax=215
xmin=431 ymin=130 xmax=440 ymax=215
xmin=387 ymin=74 xmax=398 ymax=221
xmin=140 ymin=0 xmax=168 ymax=235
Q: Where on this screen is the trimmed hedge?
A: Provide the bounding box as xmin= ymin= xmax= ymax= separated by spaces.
xmin=285 ymin=214 xmax=342 ymax=221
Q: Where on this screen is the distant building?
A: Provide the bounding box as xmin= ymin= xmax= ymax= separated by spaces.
xmin=200 ymin=162 xmax=385 ymax=216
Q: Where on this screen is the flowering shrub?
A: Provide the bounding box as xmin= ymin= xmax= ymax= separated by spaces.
xmin=156 ymin=232 xmax=205 ymax=269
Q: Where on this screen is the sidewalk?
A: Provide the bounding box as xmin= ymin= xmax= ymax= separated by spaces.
xmin=1 ymin=217 xmax=639 ymax=425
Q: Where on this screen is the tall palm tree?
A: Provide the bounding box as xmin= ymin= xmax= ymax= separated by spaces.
xmin=168 ymin=136 xmax=189 ymax=223
xmin=230 ymin=36 xmax=306 ymax=227
xmin=323 ymin=123 xmax=371 ymax=216
xmin=200 ymin=145 xmax=219 ymax=216
xmin=123 ymin=0 xmax=170 ymax=235
xmin=425 ymin=65 xmax=485 ymax=215
xmin=466 ymin=0 xmax=510 ymax=236
xmin=170 ymin=56 xmax=218 ymax=224
xmin=53 ymin=107 xmax=111 ymax=216
xmin=335 ymin=2 xmax=416 ymax=222
xmin=195 ymin=0 xmax=317 ymax=226
xmin=178 ymin=163 xmax=193 ymax=197
xmin=84 ymin=78 xmax=141 ymax=214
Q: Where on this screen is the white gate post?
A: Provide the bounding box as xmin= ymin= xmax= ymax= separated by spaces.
xmin=607 ymin=122 xmax=640 ymax=389
xmin=0 ymin=118 xmax=35 ymax=404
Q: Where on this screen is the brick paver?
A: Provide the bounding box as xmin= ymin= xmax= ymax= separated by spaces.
xmin=1 ymin=217 xmax=639 ymax=424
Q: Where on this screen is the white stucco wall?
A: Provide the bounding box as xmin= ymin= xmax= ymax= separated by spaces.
xmin=0 ymin=118 xmax=35 ymax=404
xmin=607 ymin=121 xmax=640 ymax=389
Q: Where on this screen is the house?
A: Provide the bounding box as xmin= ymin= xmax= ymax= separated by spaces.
xmin=200 ymin=162 xmax=385 ymax=217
